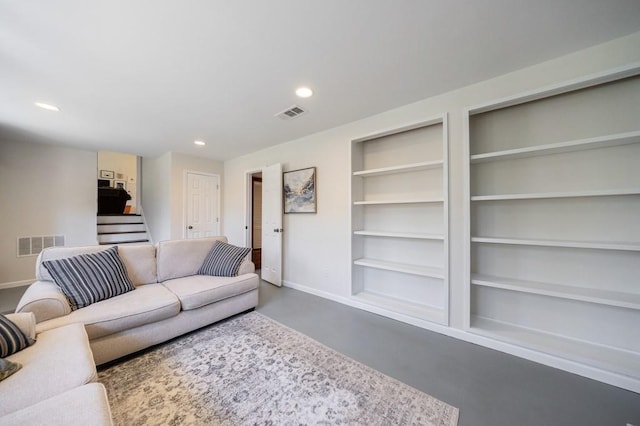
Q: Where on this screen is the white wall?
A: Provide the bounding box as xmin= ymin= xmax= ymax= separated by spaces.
xmin=141 ymin=152 xmax=172 ymax=243
xmin=142 ymin=152 xmax=223 ymax=242
xmin=223 ymin=31 xmax=640 ymax=330
xmin=0 ymin=139 xmax=97 ymax=286
xmin=170 ymin=152 xmax=224 ymax=240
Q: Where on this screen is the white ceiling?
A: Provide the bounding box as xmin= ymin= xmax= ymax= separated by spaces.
xmin=1 ymin=1 xmax=639 ymax=161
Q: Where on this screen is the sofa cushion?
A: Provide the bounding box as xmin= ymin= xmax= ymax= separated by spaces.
xmin=0 ymin=314 xmax=34 ymax=357
xmin=162 ymin=274 xmax=259 ymax=310
xmin=43 ymin=246 xmax=135 ymax=310
xmin=0 ymin=383 xmax=113 ymax=426
xmin=0 ymin=323 xmax=97 ymax=416
xmin=156 ymin=236 xmax=228 ymax=282
xmin=35 ymin=284 xmax=181 ymax=340
xmin=37 ymin=244 xmax=157 ymax=286
xmin=198 ymin=240 xmax=252 ymax=277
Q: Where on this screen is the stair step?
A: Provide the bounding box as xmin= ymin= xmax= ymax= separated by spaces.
xmin=97 ymin=214 xmax=143 ymax=225
xmin=98 ymin=232 xmax=148 ymax=244
xmin=99 ymin=240 xmax=150 ymax=246
xmin=97 ymin=223 xmax=146 ymax=233
xmin=98 ymin=230 xmax=146 ymax=235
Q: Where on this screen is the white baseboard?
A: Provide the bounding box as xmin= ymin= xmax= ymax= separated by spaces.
xmin=0 ymin=279 xmax=32 ymax=290
xmin=282 ymin=279 xmax=640 ymax=394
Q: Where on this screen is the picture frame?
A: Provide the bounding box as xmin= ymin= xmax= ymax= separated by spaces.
xmin=283 ymin=167 xmax=316 ymax=214
xmin=114 ymin=180 xmax=127 ymax=190
xmin=100 ymin=170 xmax=114 ymax=179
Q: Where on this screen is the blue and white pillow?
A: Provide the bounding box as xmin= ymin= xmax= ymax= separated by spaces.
xmin=198 ymin=241 xmax=251 ymax=277
xmin=0 ymin=314 xmax=34 ymax=358
xmin=43 ymin=246 xmax=135 ymax=310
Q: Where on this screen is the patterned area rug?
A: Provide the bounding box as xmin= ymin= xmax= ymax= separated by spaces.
xmin=98 ymin=312 xmax=459 ymax=425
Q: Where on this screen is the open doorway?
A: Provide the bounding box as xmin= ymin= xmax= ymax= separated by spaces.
xmin=251 ymin=173 xmax=262 ymax=269
xmin=245 ymin=164 xmax=282 ymax=286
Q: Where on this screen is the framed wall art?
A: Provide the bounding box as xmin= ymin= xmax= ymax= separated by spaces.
xmin=100 ymin=170 xmax=114 ymax=179
xmin=283 ymin=167 xmax=316 ymax=213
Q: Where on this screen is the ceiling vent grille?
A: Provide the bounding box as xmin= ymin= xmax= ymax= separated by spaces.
xmin=17 ymin=235 xmax=65 ymax=257
xmin=276 ymin=105 xmax=307 ymax=120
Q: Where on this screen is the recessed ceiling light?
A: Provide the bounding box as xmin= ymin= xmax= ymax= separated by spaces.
xmin=34 ymin=102 xmax=60 ymax=111
xmin=194 ymin=140 xmax=206 ymax=146
xmin=295 ymin=87 xmax=313 ymax=98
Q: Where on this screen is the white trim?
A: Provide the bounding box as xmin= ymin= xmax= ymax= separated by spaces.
xmin=462 ymin=107 xmax=472 ymax=331
xmin=441 ymin=112 xmax=450 ymax=326
xmin=468 ymin=61 xmax=640 ymax=114
xmin=283 ymin=279 xmax=640 ymax=393
xmin=183 ymin=170 xmax=221 ymax=239
xmin=352 ymin=115 xmax=446 ymax=143
xmin=0 ymin=279 xmax=32 ymax=290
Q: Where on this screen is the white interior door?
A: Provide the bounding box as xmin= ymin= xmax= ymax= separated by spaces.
xmin=186 ymin=172 xmax=219 ymax=239
xmin=261 ymin=163 xmax=283 ymax=286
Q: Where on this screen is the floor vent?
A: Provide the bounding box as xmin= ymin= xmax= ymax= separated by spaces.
xmin=276 ymin=105 xmax=307 ymax=120
xmin=17 ymin=235 xmax=64 ymax=257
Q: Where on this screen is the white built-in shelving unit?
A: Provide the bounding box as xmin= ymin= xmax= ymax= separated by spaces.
xmin=351 ymin=115 xmax=449 ymax=325
xmin=465 ymin=64 xmax=640 ymax=386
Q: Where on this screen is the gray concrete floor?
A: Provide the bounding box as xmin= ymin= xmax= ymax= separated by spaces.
xmin=256 ymin=280 xmax=640 ymax=426
xmin=0 ymin=285 xmax=28 ymax=314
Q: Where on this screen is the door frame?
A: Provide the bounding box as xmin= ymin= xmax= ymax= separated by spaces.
xmin=183 ymin=170 xmax=221 ymax=239
xmin=243 ymin=168 xmax=263 ymax=248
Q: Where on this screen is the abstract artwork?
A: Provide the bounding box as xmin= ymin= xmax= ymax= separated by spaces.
xmin=284 ymin=167 xmax=316 ymax=213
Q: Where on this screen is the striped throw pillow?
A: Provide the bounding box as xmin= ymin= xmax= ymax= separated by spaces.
xmin=0 ymin=314 xmax=34 ymax=357
xmin=198 ymin=241 xmax=251 ymax=277
xmin=43 ymin=246 xmax=135 ymax=311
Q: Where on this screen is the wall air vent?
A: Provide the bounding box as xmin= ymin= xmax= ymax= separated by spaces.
xmin=276 ymin=105 xmax=307 ymax=120
xmin=17 ymin=235 xmax=65 ymax=257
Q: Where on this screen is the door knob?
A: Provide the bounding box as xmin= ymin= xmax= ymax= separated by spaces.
xmin=188 ymin=226 xmax=193 ymax=229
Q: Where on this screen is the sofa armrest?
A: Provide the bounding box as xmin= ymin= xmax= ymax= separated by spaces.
xmin=15 ymin=281 xmax=71 ymax=323
xmin=238 ymin=258 xmax=256 ymax=276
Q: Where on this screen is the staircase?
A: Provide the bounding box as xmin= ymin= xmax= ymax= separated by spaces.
xmin=97 ymin=214 xmax=150 ymax=245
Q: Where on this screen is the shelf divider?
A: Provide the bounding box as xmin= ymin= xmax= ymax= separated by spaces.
xmin=470 ymin=316 xmax=640 ymax=379
xmin=471 ymin=274 xmax=640 ymax=310
xmin=471 ymin=236 xmax=640 ymax=252
xmin=353 ymin=291 xmax=446 ymax=323
xmin=353 ymin=160 xmax=443 ymax=177
xmin=354 ymin=197 xmax=444 ymax=205
xmin=470 ymin=131 xmax=640 ymax=163
xmin=354 ymin=230 xmax=444 ymax=240
xmin=353 ymin=258 xmax=444 ymax=279
xmin=471 ymin=188 xmax=640 ymax=201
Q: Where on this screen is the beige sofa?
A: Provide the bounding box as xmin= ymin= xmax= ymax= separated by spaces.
xmin=1 ymin=236 xmax=259 ymax=423
xmin=0 ymin=314 xmax=113 ymax=425
xmin=15 ymin=236 xmax=259 ymax=365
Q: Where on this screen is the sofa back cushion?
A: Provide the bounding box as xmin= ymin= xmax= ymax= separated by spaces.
xmin=36 ymin=244 xmax=157 ymax=286
xmin=156 ymin=236 xmax=227 ymax=282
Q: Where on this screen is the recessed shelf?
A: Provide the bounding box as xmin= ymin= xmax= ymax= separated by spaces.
xmin=354 ymin=230 xmax=444 ymax=240
xmin=470 ymin=188 xmax=640 ymax=201
xmin=470 ymin=316 xmax=640 ymax=379
xmin=354 ymin=198 xmax=444 ymax=205
xmin=354 ymin=258 xmax=444 ymax=279
xmin=471 ymin=274 xmax=640 ymax=310
xmin=471 ymin=237 xmax=640 ymax=252
xmin=470 ymin=131 xmax=640 ymax=163
xmin=353 ymin=160 xmax=443 ymax=177
xmin=353 ymin=291 xmax=446 ymax=323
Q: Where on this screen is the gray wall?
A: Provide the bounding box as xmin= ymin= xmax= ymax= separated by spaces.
xmin=0 ymin=139 xmax=97 ymax=286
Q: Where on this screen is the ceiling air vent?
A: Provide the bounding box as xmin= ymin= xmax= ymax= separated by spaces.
xmin=276 ymin=105 xmax=307 ymax=120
